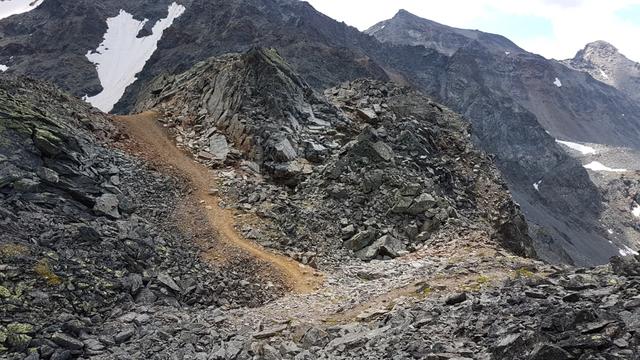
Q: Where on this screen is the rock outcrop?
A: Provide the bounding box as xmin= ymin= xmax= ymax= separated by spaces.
xmin=137 ymin=49 xmax=536 ymax=262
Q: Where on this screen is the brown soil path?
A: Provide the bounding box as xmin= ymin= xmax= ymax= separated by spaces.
xmin=114 ymin=111 xmax=322 ymax=294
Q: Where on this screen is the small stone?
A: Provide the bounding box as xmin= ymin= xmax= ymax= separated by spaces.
xmin=529 ymin=343 xmax=571 ymax=360
xmin=253 ymin=324 xmax=288 ymax=339
xmin=562 ymin=293 xmax=581 ymax=303
xmin=444 ymin=292 xmax=467 ymax=305
xmin=613 ymin=338 xmax=628 ymax=348
xmin=157 ymin=272 xmax=182 ymax=292
xmin=525 ymin=291 xmax=548 ymax=299
xmin=93 ymin=193 xmax=120 ymax=219
xmin=51 ymin=333 xmax=84 ymax=350
xmin=114 ymin=328 xmax=135 ymax=344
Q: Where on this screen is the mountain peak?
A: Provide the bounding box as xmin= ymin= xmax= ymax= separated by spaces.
xmin=583 ymin=40 xmax=619 ymax=53
xmin=393 ymin=8 xmax=418 ymax=20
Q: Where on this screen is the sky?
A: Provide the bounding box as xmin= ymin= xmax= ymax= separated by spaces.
xmin=304 ymin=0 xmax=640 ymax=62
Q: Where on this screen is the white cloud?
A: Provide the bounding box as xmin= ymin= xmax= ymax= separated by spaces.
xmin=304 ymin=0 xmax=640 ymax=62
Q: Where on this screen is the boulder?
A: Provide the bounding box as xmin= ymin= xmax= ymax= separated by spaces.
xmin=407 ymin=193 xmax=436 ymax=214
xmin=33 ymin=128 xmax=63 ymax=157
xmin=51 ymin=333 xmax=84 ymax=350
xmin=272 ymin=138 xmax=297 ymax=162
xmin=344 ymin=230 xmax=375 ymax=251
xmin=356 ymin=108 xmax=378 ymax=123
xmin=356 ymin=235 xmax=406 ymax=260
xmin=157 ymin=272 xmax=182 ymax=293
xmin=371 ymin=141 xmax=394 ymax=162
xmin=303 ymin=141 xmax=329 ymax=163
xmin=209 ymin=134 xmax=230 ymax=161
xmin=444 ymin=292 xmax=467 ymax=305
xmin=93 ymin=194 xmax=120 ymax=219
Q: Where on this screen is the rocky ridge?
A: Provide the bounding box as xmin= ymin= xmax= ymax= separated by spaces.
xmin=135 ymin=48 xmax=536 ymax=264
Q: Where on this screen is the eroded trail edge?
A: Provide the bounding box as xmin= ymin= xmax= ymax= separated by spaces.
xmin=114 ymin=111 xmax=322 ymax=294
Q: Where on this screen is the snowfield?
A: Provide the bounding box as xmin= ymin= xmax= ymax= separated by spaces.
xmin=583 ymin=161 xmax=627 ymax=173
xmin=556 ymin=140 xmax=596 ymax=155
xmin=554 ymin=77 xmax=562 ymax=87
xmin=85 ymin=2 xmax=185 ymax=112
xmin=0 ymin=0 xmax=43 ymax=20
xmin=0 ymin=65 xmax=7 ymax=72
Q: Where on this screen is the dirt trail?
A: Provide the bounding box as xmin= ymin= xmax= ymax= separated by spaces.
xmin=114 ymin=111 xmax=322 ymax=294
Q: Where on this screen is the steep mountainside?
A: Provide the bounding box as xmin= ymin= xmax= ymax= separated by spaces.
xmin=366 ymin=9 xmax=524 ymax=57
xmin=563 ymin=40 xmax=640 ymax=103
xmin=367 ymin=10 xmax=640 ymax=149
xmin=366 ymin=9 xmax=640 ymax=265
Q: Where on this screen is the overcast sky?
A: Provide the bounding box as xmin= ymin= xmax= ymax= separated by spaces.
xmin=305 ymin=0 xmax=640 ymax=61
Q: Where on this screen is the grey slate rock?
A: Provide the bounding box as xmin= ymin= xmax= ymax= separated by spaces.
xmin=51 ymin=333 xmax=84 ymax=350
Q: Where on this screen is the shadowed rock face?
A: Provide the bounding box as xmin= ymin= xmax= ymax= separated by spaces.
xmin=563 ymin=40 xmax=640 ymax=103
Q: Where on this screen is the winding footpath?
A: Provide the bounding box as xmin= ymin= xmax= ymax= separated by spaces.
xmin=114 ymin=112 xmax=322 ymax=294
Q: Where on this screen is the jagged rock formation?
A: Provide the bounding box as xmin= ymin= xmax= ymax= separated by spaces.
xmin=136 ymin=49 xmax=536 ymax=263
xmin=135 ymin=48 xmax=346 ymax=184
xmin=0 ymin=76 xmax=283 ymax=357
xmin=563 ymin=40 xmax=640 ymax=102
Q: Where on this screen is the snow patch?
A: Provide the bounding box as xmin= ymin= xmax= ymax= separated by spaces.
xmin=619 ymin=245 xmax=639 ymax=257
xmin=0 ymin=65 xmax=7 ymax=72
xmin=0 ymin=0 xmax=43 ymax=20
xmin=85 ymin=2 xmax=185 ymax=112
xmin=607 ymin=229 xmax=614 ymax=235
xmin=583 ymin=161 xmax=627 ymax=173
xmin=555 ymin=140 xmax=596 ymax=155
xmin=599 ymin=68 xmax=609 ymax=80
xmin=553 ymin=77 xmax=562 ymax=87
xmin=505 ymin=51 xmax=511 ymax=55
xmin=533 ymin=180 xmax=542 ymax=192
xmin=380 ymin=25 xmax=385 ymax=30
xmin=632 ymin=203 xmax=640 ymax=218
